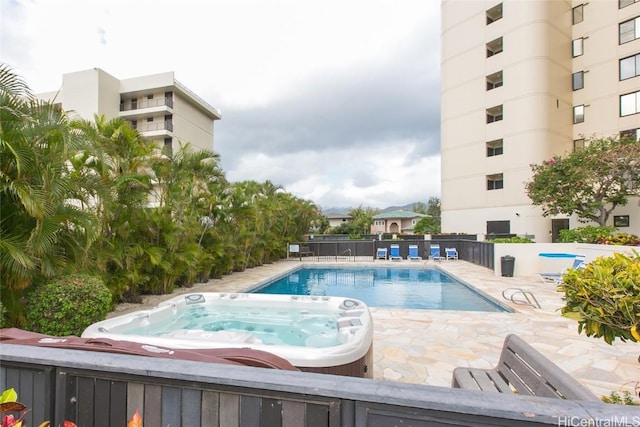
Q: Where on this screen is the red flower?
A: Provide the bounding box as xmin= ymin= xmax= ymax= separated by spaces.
xmin=2 ymin=415 xmax=17 ymax=427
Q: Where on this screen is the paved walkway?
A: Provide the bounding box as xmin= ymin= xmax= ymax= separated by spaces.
xmin=111 ymin=259 xmax=639 ymax=399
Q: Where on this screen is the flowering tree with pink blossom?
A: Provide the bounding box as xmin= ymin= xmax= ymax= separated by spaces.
xmin=525 ymin=136 xmax=640 ymax=227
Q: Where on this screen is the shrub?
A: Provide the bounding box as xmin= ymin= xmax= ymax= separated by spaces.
xmin=597 ymin=232 xmax=640 ymax=246
xmin=0 ymin=301 xmax=5 ymax=328
xmin=601 ymin=390 xmax=639 ymax=405
xmin=557 ymin=226 xmax=617 ymax=243
xmin=558 ymin=251 xmax=640 ymax=345
xmin=489 ymin=236 xmax=534 ymax=243
xmin=24 ymin=274 xmax=112 ymax=336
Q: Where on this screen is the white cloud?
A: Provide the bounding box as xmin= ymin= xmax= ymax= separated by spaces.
xmin=3 ymin=0 xmax=441 ymax=210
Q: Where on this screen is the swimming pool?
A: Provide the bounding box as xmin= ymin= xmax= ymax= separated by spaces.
xmin=250 ymin=266 xmax=508 ymax=312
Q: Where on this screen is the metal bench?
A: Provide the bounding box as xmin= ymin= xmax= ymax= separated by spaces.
xmin=451 ymin=334 xmax=599 ymax=401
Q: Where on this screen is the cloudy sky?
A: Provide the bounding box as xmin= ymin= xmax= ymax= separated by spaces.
xmin=2 ymin=0 xmax=441 ymax=210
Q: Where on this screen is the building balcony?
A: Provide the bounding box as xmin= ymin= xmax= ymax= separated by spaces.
xmin=134 ymin=120 xmax=173 ymax=135
xmin=121 ymin=97 xmax=173 ymax=112
xmin=119 ymin=97 xmax=173 ymax=121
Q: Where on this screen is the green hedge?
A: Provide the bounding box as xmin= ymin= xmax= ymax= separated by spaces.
xmin=24 ymin=274 xmax=112 ymax=336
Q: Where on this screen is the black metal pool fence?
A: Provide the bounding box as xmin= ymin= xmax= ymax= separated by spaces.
xmin=289 ymin=238 xmax=495 ymax=270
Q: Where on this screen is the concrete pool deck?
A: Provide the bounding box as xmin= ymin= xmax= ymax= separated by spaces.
xmin=110 ymin=259 xmax=640 ymax=399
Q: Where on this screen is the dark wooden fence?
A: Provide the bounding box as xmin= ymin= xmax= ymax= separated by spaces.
xmin=293 ymin=239 xmax=495 ymax=271
xmin=2 ymin=345 xmax=634 ymax=427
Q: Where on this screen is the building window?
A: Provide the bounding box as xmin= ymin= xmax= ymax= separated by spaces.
xmin=573 ymin=138 xmax=585 ymax=151
xmin=620 ymin=128 xmax=640 ymax=141
xmin=486 ymin=220 xmax=510 ymax=235
xmin=572 ymin=38 xmax=584 ymax=57
xmin=164 ymin=137 xmax=173 ymax=156
xmin=131 ymin=98 xmax=137 ymax=109
xmin=619 ymin=17 xmax=640 ymax=44
xmin=486 ymin=37 xmax=503 ymax=57
xmin=146 ymin=117 xmax=153 ymax=122
xmin=165 ymin=91 xmax=174 ymax=108
xmin=486 ymin=105 xmax=503 ymax=123
xmin=486 ymin=71 xmax=503 ymax=90
xmin=620 ymin=0 xmax=639 ymax=8
xmin=573 ymin=105 xmax=585 ymax=123
xmin=374 ymin=220 xmax=385 ymax=226
xmin=130 ymin=120 xmax=137 ymax=129
xmin=147 ymin=94 xmax=154 ymax=100
xmin=572 ymin=71 xmax=584 ymax=90
xmin=487 ymin=173 xmax=504 ymax=190
xmin=572 ymin=4 xmax=584 ymax=25
xmin=614 ymin=215 xmax=630 ymax=227
xmin=486 ymin=139 xmax=504 ymax=157
xmin=620 ymin=53 xmax=640 ymax=80
xmin=621 ymin=91 xmax=640 ymax=116
xmin=486 ymin=3 xmax=503 ymax=25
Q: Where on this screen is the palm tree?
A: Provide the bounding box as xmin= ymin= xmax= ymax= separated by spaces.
xmin=73 ymin=115 xmax=159 ymax=300
xmin=148 ymin=142 xmax=227 ymax=290
xmin=0 ymin=65 xmax=99 ymax=325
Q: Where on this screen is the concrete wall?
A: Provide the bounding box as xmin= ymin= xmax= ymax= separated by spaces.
xmin=493 ymin=243 xmax=638 ymax=278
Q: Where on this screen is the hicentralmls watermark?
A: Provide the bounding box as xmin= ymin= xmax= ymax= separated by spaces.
xmin=557 ymin=416 xmax=640 ymax=427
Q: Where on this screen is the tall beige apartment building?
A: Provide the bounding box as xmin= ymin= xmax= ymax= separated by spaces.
xmin=441 ymin=0 xmax=640 ymax=242
xmin=37 ymin=68 xmax=222 ymax=155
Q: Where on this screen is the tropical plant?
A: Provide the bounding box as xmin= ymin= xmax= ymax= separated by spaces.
xmin=558 ymin=251 xmax=640 ymax=345
xmin=0 ymin=65 xmax=323 ymax=323
xmin=0 ymin=301 xmax=6 ymax=328
xmin=0 ymin=65 xmax=100 ymax=326
xmin=601 ymin=390 xmax=639 ymax=405
xmin=488 ymin=236 xmax=534 ymax=243
xmin=346 ymin=206 xmax=376 ymax=237
xmin=597 ymin=233 xmax=640 ymax=246
xmin=526 ymin=136 xmax=640 ymax=227
xmin=75 ymin=115 xmax=157 ymax=302
xmin=1 ymin=388 xmax=143 ymax=427
xmin=557 ymin=226 xmax=618 ymax=243
xmin=413 ymin=216 xmax=438 ymax=234
xmin=24 ymin=274 xmax=112 ymax=336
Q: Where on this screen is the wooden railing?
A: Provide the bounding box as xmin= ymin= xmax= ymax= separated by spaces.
xmin=2 ymin=344 xmax=634 ymax=427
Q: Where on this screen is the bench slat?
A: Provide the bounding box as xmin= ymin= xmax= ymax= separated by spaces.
xmin=499 ymin=349 xmax=558 ymax=397
xmin=452 ymin=368 xmax=511 ymax=393
xmin=452 ymin=334 xmax=598 ymax=401
xmin=451 ymin=367 xmax=480 ymax=389
xmin=498 ymin=335 xmax=597 ymax=400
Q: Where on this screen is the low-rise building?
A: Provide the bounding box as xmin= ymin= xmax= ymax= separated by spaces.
xmin=370 ymin=210 xmax=427 ymax=235
xmin=326 ymin=213 xmax=353 ymax=229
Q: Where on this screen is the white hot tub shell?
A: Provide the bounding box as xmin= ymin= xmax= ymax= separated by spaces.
xmin=83 ymin=293 xmax=374 ymax=377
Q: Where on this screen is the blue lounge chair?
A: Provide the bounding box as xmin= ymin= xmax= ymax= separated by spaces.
xmin=390 ymin=244 xmax=402 ymax=261
xmin=408 ymin=245 xmax=422 ymax=261
xmin=538 ymin=254 xmax=586 ymax=284
xmin=429 ymin=244 xmax=444 ymax=262
xmin=445 ymin=247 xmax=458 ymax=261
xmin=376 ymin=247 xmax=388 ymax=260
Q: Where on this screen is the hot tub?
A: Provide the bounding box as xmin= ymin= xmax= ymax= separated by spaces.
xmin=82 ymin=293 xmax=374 ymax=377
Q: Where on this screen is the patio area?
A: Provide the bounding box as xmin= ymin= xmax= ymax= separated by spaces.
xmin=110 ymin=259 xmax=640 ymax=399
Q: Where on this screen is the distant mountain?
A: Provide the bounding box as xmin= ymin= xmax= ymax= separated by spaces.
xmin=322 ymin=202 xmax=426 ymax=215
xmin=320 ymin=207 xmax=352 ymax=215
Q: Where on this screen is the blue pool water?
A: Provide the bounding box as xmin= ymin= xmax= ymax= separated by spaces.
xmin=252 ymin=267 xmax=508 ymax=312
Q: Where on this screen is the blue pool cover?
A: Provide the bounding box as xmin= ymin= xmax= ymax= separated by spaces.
xmin=538 ymin=253 xmax=577 ymax=258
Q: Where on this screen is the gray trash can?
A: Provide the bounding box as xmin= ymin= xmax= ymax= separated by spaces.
xmin=501 ymin=255 xmax=515 ymax=277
